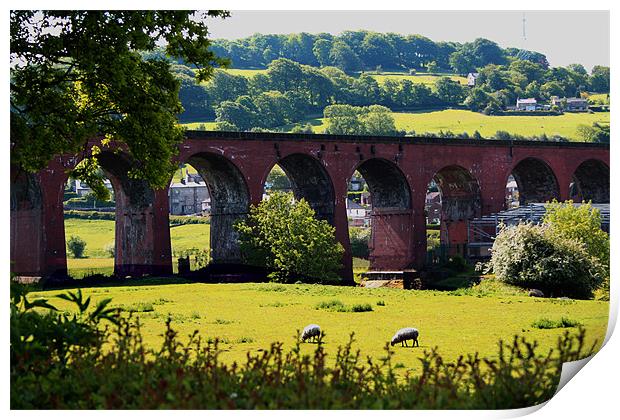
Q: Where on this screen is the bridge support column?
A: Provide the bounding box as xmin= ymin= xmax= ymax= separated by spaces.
xmin=369 ymin=209 xmax=414 ymax=271
xmin=411 ymin=201 xmax=427 ymax=270
xmin=113 ymin=181 xmax=172 ymax=277
xmin=334 ymin=184 xmax=354 ymax=285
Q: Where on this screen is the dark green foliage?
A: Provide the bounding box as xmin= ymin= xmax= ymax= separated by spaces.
xmin=349 ymin=227 xmax=370 ymax=258
xmin=315 ymin=300 xmax=373 ymax=313
xmin=531 ymin=317 xmax=582 ymax=329
xmin=67 ymin=236 xmax=87 ymax=258
xmin=443 ymin=255 xmax=468 ymax=273
xmin=10 ymin=285 xmax=597 ymax=409
xmin=11 ymin=11 xmax=229 ymax=198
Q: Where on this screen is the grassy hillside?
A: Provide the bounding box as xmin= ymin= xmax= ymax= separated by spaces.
xmin=391 ymin=109 xmax=610 ymax=139
xmin=276 ymin=110 xmax=610 ymax=140
xmin=31 ymin=280 xmax=609 ymax=375
xmin=370 ymin=72 xmax=467 ymax=86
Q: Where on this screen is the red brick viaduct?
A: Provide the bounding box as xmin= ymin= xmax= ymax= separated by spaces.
xmin=10 ymin=131 xmax=610 ymax=284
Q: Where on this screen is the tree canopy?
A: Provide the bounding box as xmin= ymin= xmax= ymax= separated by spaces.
xmin=10 ymin=10 xmax=229 ymax=194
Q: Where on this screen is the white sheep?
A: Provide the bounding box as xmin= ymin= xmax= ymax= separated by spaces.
xmin=300 ymin=324 xmax=321 ymax=343
xmin=390 ymin=327 xmax=419 ymax=347
xmin=529 ymin=289 xmax=545 ymax=298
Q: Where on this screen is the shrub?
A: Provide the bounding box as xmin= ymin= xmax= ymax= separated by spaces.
xmin=444 ymin=254 xmax=468 ymax=272
xmin=67 ymin=236 xmax=87 ymax=258
xmin=235 ymin=191 xmax=344 ymax=283
xmin=104 ymin=242 xmax=115 ymax=258
xmin=489 ymin=223 xmax=604 ymax=299
xmin=349 ymin=226 xmax=370 ymax=258
xmin=531 ymin=317 xmax=582 ymax=329
xmin=315 ymin=300 xmax=373 ymax=312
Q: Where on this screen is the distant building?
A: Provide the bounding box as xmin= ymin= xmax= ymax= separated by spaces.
xmin=425 ymin=191 xmax=441 ymax=224
xmin=346 ymin=199 xmax=370 ymax=227
xmin=74 ymin=179 xmax=114 ymax=197
xmin=467 ymin=72 xmax=480 ymax=87
xmin=551 ymin=96 xmax=589 ymax=112
xmin=169 ymin=172 xmax=210 ymax=215
xmin=505 ymin=176 xmax=519 ymax=209
xmin=516 ymin=98 xmax=538 ymax=111
xmin=349 ymin=175 xmax=366 ymax=192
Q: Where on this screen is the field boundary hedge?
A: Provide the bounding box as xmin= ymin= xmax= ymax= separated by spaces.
xmin=64 ymin=210 xmax=210 ymax=225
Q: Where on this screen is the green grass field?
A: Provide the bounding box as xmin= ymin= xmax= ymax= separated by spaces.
xmin=65 ymin=218 xmax=211 ymax=278
xmin=391 ymin=109 xmax=610 ymax=139
xmin=370 ymin=72 xmax=467 ymax=86
xmin=274 ymin=109 xmax=610 ymax=140
xmin=30 ymin=280 xmax=609 ymax=375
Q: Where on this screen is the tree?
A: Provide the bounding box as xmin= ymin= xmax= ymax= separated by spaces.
xmin=489 ymin=223 xmax=604 ymax=299
xmin=464 ymin=87 xmax=492 ymax=111
xmin=234 ymin=192 xmax=344 ymax=283
xmin=435 ymin=77 xmax=465 ymax=105
xmin=323 ymin=104 xmax=364 ymax=135
xmin=265 ymin=166 xmax=292 ymax=191
xmin=329 ymin=41 xmax=362 ymax=73
xmin=359 ymin=106 xmax=399 ymax=136
xmin=67 ymin=236 xmax=87 ymax=259
xmin=215 ymin=101 xmax=256 ymax=131
xmin=589 ymin=66 xmax=610 ymax=93
xmin=312 ymin=38 xmax=333 ymax=67
xmin=543 ymin=200 xmax=609 ymax=272
xmin=11 ymin=11 xmax=229 ymax=196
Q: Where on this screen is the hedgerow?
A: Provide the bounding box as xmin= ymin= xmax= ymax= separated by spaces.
xmin=11 ymin=282 xmax=596 ymax=409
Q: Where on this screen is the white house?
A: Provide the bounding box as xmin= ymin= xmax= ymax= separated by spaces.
xmin=346 ymin=199 xmax=370 ymax=227
xmin=467 ymin=72 xmax=479 ymax=87
xmin=74 ymin=179 xmax=114 ymax=196
xmin=516 ymin=98 xmax=538 ymax=111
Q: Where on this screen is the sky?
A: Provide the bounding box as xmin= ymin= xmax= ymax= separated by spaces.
xmin=204 ymin=10 xmax=609 ymax=70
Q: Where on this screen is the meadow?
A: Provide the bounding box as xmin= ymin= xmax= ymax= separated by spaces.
xmin=272 ymin=109 xmax=610 ymax=140
xmin=181 ymin=109 xmax=609 ymax=141
xmin=30 ymin=280 xmax=609 ymax=375
xmin=65 ymin=218 xmax=211 ymax=278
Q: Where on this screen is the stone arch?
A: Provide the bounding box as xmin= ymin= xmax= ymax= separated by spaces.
xmin=431 ymin=165 xmax=482 ymax=253
xmin=353 ymin=158 xmax=412 ymax=270
xmin=186 ymin=152 xmax=250 ymax=264
xmin=355 ymin=158 xmax=411 ymax=210
xmin=570 ymin=159 xmax=609 ymax=203
xmin=510 ymin=158 xmax=560 ymax=205
xmin=63 ymin=150 xmax=161 ymax=277
xmin=275 ymin=153 xmax=335 ymax=224
xmin=432 ymin=165 xmax=482 ymax=222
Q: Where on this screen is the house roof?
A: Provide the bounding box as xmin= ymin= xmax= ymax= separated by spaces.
xmin=517 ymin=98 xmax=537 ymax=104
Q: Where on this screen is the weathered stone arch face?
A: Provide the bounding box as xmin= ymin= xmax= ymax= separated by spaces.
xmin=277 ymin=153 xmax=335 ymax=224
xmin=187 ymin=153 xmax=250 ymax=264
xmin=357 ymin=158 xmax=411 ymax=210
xmin=10 ymin=170 xmax=44 ymax=276
xmin=433 ymin=165 xmax=481 ymax=222
xmin=432 ymin=165 xmax=481 ymax=252
xmin=571 ymin=159 xmax=609 ymax=203
xmin=95 ymin=151 xmax=161 ymax=276
xmin=356 ymin=158 xmax=412 ymax=270
xmin=511 ymin=158 xmax=560 ymax=205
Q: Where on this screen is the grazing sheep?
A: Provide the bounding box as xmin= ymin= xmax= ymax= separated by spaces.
xmin=390 ymin=327 xmax=419 ymax=347
xmin=300 ymin=324 xmax=321 ymax=343
xmin=529 ymin=289 xmax=545 ymax=298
